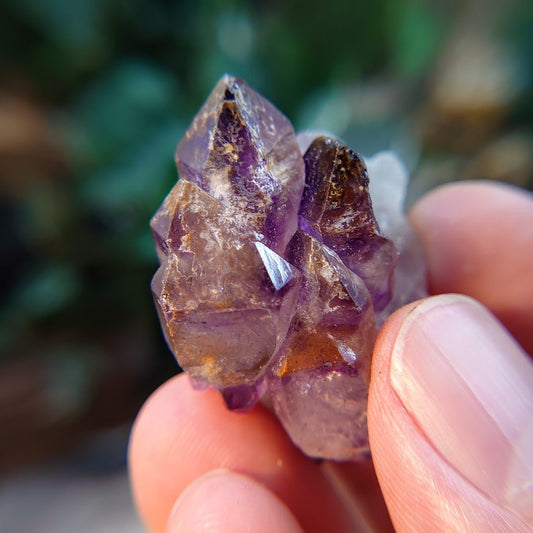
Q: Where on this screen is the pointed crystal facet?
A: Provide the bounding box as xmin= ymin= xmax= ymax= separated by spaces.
xmin=175 ymin=75 xmax=304 ymax=254
xmin=254 ymin=241 xmax=295 ymax=290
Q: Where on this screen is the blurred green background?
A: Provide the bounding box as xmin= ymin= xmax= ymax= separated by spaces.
xmin=1 ymin=0 xmax=532 ymax=475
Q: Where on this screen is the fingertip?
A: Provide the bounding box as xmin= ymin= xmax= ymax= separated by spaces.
xmin=369 ymin=294 xmax=533 ymax=532
xmin=409 ymin=181 xmax=532 ymax=241
xmin=165 ymin=470 xmax=304 ymax=533
xmin=128 ymin=374 xmax=287 ymax=531
xmin=409 ymin=181 xmax=533 ymax=353
xmin=128 ymin=374 xmax=354 ymax=533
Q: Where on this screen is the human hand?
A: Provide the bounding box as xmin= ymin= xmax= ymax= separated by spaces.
xmin=129 ymin=182 xmax=533 ymax=532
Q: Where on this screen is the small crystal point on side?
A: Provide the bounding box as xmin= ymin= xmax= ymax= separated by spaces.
xmin=299 ymin=136 xmax=398 ymax=311
xmin=222 ymin=381 xmax=266 ymax=412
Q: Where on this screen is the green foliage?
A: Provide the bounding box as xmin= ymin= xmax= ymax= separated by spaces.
xmin=386 ymin=0 xmax=445 ymax=77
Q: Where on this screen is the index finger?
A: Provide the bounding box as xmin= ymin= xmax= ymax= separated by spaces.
xmin=409 ymin=181 xmax=533 ymax=354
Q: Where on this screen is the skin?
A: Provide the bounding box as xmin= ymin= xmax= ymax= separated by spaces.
xmin=129 ymin=181 xmax=533 ymax=532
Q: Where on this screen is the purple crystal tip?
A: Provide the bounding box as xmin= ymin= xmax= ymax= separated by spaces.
xmin=150 ymin=75 xmax=427 ymax=460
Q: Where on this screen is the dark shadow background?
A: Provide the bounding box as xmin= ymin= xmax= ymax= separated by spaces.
xmin=0 ymin=0 xmax=532 ymax=477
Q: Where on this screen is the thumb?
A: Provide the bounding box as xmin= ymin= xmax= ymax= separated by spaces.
xmin=368 ymin=294 xmax=533 ymax=533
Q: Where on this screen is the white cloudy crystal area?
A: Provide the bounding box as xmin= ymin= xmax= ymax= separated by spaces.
xmin=365 ymin=151 xmax=427 ymax=325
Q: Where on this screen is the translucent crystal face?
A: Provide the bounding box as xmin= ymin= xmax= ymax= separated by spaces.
xmin=151 ymin=75 xmax=426 ymax=460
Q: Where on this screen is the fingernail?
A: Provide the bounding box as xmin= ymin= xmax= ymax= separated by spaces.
xmin=390 ymin=294 xmax=533 ymax=522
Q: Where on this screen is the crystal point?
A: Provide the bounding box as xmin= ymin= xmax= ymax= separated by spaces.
xmin=299 ymin=136 xmax=399 ymax=311
xmin=175 ymin=75 xmax=304 ymax=254
xmin=151 ymin=76 xmax=427 ymax=460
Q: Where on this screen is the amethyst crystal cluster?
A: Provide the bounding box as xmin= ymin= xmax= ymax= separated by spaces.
xmin=151 ymin=75 xmax=426 ymax=460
